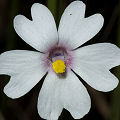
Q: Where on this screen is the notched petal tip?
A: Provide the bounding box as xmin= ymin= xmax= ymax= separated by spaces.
xmin=31 ymin=3 xmax=44 ymax=15
xmin=31 ymin=2 xmax=54 ymax=21
xmin=67 ymin=0 xmax=86 ymax=15
xmin=3 ymin=85 xmax=16 ymax=99
xmin=3 ymin=77 xmax=25 ymax=99
xmin=31 ymin=3 xmax=41 ymax=8
xmin=71 ymin=0 xmax=86 ymax=7
xmin=14 ymin=14 xmax=24 ymax=24
xmin=98 ymin=81 xmax=119 ymax=92
xmin=31 ymin=2 xmax=45 ymax=9
xmin=95 ymin=13 xmax=104 ymax=25
xmin=72 ymin=43 xmax=120 ymax=92
xmin=13 ymin=15 xmax=31 ymax=30
xmin=104 ymin=75 xmax=119 ymax=92
xmin=87 ymin=13 xmax=104 ymax=28
xmin=70 ymin=99 xmax=91 ymax=119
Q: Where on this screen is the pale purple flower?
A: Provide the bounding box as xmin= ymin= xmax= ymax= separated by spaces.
xmin=0 ymin=1 xmax=120 ymax=120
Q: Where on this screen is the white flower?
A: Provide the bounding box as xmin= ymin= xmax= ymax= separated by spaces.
xmin=0 ymin=1 xmax=120 ymax=120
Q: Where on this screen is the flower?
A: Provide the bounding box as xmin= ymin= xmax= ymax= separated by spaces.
xmin=0 ymin=1 xmax=120 ymax=120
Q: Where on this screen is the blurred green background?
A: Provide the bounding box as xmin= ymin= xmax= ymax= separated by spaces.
xmin=0 ymin=0 xmax=120 ymax=120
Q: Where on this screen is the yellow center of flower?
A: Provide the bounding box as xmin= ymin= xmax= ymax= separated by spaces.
xmin=52 ymin=60 xmax=66 ymax=73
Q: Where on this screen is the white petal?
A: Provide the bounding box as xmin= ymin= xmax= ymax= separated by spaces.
xmin=72 ymin=43 xmax=120 ymax=92
xmin=14 ymin=3 xmax=58 ymax=52
xmin=0 ymin=50 xmax=47 ymax=98
xmin=58 ymin=1 xmax=104 ymax=49
xmin=37 ymin=70 xmax=90 ymax=119
xmin=0 ymin=50 xmax=46 ymax=75
xmin=4 ymin=69 xmax=46 ymax=98
xmin=37 ymin=72 xmax=63 ymax=120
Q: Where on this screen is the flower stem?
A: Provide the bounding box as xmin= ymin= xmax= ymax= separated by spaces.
xmin=47 ymin=0 xmax=57 ymax=20
xmin=56 ymin=0 xmax=64 ymax=26
xmin=47 ymin=0 xmax=64 ymax=26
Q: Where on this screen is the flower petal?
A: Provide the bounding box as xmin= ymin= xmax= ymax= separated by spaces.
xmin=14 ymin=3 xmax=58 ymax=52
xmin=72 ymin=43 xmax=120 ymax=92
xmin=37 ymin=70 xmax=90 ymax=119
xmin=0 ymin=50 xmax=47 ymax=98
xmin=0 ymin=50 xmax=46 ymax=75
xmin=4 ymin=70 xmax=45 ymax=98
xmin=58 ymin=1 xmax=104 ymax=49
xmin=37 ymin=72 xmax=63 ymax=120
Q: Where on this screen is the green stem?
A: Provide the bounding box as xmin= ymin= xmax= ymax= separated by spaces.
xmin=56 ymin=0 xmax=64 ymax=26
xmin=47 ymin=0 xmax=65 ymax=27
xmin=47 ymin=0 xmax=57 ymax=20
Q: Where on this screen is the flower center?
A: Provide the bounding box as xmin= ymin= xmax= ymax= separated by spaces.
xmin=52 ymin=60 xmax=66 ymax=73
xmin=48 ymin=47 xmax=68 ymax=74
